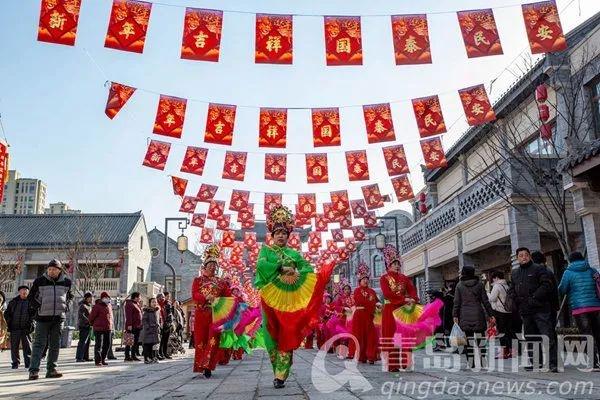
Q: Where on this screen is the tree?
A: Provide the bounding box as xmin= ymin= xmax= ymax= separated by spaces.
xmin=0 ymin=237 xmax=24 ymax=294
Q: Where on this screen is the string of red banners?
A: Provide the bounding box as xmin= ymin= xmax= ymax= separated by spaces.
xmin=38 ymin=0 xmax=567 ymax=63
xmin=0 ymin=142 xmax=9 ymax=207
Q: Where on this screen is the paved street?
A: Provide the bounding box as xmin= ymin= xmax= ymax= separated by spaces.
xmin=3 ymin=343 xmax=600 ymax=400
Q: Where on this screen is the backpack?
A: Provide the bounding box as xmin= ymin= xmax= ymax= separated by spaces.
xmin=497 ymin=283 xmax=515 ymax=313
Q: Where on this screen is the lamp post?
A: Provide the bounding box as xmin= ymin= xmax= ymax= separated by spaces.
xmin=164 ymin=217 xmax=189 ymax=302
xmin=375 ymin=216 xmax=400 ymax=251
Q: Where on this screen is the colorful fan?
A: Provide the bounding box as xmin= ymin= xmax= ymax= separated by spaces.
xmin=392 ymin=299 xmax=443 ymax=350
xmin=211 ymin=296 xmax=239 ymax=328
xmin=392 ymin=303 xmax=424 ymax=324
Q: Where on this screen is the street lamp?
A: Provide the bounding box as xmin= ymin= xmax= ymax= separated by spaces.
xmin=375 ymin=231 xmax=386 ymax=250
xmin=164 ymin=217 xmax=189 ymax=302
xmin=376 ymin=216 xmax=400 ymax=251
xmin=177 ymin=232 xmax=188 ymax=252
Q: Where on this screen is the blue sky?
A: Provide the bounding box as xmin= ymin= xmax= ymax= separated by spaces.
xmin=1 ymin=0 xmax=599 ymax=243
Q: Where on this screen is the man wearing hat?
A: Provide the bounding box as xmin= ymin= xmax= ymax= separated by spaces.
xmin=27 ymin=259 xmax=73 ymax=380
xmin=5 ymin=285 xmax=34 ymax=369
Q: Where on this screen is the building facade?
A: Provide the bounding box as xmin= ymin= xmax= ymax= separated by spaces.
xmin=1 ymin=170 xmax=47 ymax=215
xmin=45 ymin=202 xmax=81 ymax=214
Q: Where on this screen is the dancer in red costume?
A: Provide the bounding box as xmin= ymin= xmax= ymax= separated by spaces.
xmin=380 ymin=245 xmax=418 ymax=372
xmin=317 ymin=294 xmax=335 ymax=350
xmin=352 ymin=262 xmax=379 ymax=364
xmin=191 ymin=244 xmax=230 ymax=378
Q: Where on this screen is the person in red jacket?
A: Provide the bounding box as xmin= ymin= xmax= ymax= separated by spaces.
xmin=88 ymin=292 xmax=114 ymax=366
xmin=191 ymin=244 xmax=230 ymax=378
xmin=352 ymin=262 xmax=379 ymax=364
xmin=380 ymin=245 xmax=418 ymax=372
xmin=123 ymin=292 xmax=143 ymax=362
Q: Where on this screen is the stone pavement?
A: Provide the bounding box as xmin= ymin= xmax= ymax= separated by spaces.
xmin=3 ymin=345 xmax=600 ymax=400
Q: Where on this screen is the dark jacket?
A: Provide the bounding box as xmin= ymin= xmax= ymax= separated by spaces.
xmin=5 ymin=296 xmax=34 ymax=332
xmin=141 ymin=307 xmax=161 ymax=345
xmin=89 ymin=300 xmax=114 ymax=332
xmin=558 ymin=260 xmax=600 ymax=311
xmin=510 ymin=261 xmax=554 ymax=315
xmin=124 ymin=299 xmax=142 ymax=330
xmin=453 ymin=277 xmax=493 ymax=332
xmin=78 ymin=300 xmax=92 ymax=329
xmin=27 ymin=272 xmax=73 ymax=322
xmin=158 ymin=299 xmax=174 ymax=327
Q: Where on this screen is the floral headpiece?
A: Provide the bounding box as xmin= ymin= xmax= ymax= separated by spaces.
xmin=356 ymin=261 xmax=370 ymax=281
xmin=383 ymin=244 xmax=401 ymax=269
xmin=333 ymin=277 xmax=351 ymax=297
xmin=267 ymin=204 xmax=294 ymax=234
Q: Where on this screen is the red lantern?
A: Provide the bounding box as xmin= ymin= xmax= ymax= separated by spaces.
xmin=419 ymin=192 xmax=426 ymax=202
xmin=536 ymin=84 xmax=548 ymax=102
xmin=538 ymin=104 xmax=550 ymax=122
xmin=540 ymin=124 xmax=553 ymax=140
xmin=419 ymin=202 xmax=428 ymax=215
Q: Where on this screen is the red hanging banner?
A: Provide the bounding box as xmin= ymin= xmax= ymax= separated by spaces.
xmin=104 ymin=0 xmax=152 ymax=53
xmin=323 ymin=203 xmax=338 ymax=223
xmin=295 ymin=210 xmax=311 ymax=228
xmin=457 ymin=9 xmax=503 ymax=58
xmin=363 ymin=103 xmax=396 ymax=144
xmin=344 ymin=238 xmax=356 ymax=252
xmin=204 ymin=103 xmax=236 ymax=145
xmin=207 ymin=199 xmax=225 ymax=220
xmin=522 ymin=1 xmax=567 ymax=54
xmin=412 ymin=95 xmax=447 ymax=138
xmin=364 ymin=211 xmax=378 ymax=228
xmin=222 ymin=151 xmax=247 ymax=181
xmin=259 ymin=108 xmax=287 ymax=148
xmin=324 ymin=16 xmax=363 ymax=66
xmin=315 ymin=215 xmax=328 ymax=232
xmin=345 ymin=150 xmax=370 ymax=181
xmin=0 ymin=142 xmax=8 ymax=207
xmin=171 ymin=176 xmax=187 ymax=197
xmin=38 ymin=0 xmax=82 ymax=46
xmin=309 ymin=231 xmax=322 ymax=249
xmin=305 ymin=154 xmax=329 ymax=184
xmin=142 ymin=140 xmax=170 ymax=170
xmin=331 ymin=229 xmax=344 ymax=242
xmin=351 ymin=226 xmax=366 ymax=241
xmin=180 ymin=146 xmax=208 ymax=176
xmin=391 ymin=175 xmax=415 ymax=202
xmin=244 ymin=232 xmax=257 ymax=249
xmin=391 ymin=14 xmax=432 ymax=65
xmin=181 ymin=8 xmax=223 ymax=62
xmin=340 ymin=214 xmax=353 ymax=229
xmin=350 ymin=199 xmax=368 ymax=219
xmin=241 ymin=218 xmax=256 ymax=230
xmin=105 ymin=82 xmax=136 ymax=120
xmin=362 ymin=184 xmax=384 ymax=210
xmin=153 ymin=95 xmax=187 ymax=139
xmin=264 ymin=153 xmax=287 ymax=182
xmin=298 ymin=193 xmax=317 ymax=219
xmin=330 ymin=190 xmax=350 ymax=217
xmin=196 ymin=184 xmax=218 ymax=203
xmin=220 ymin=230 xmax=235 ymax=248
xmin=288 ymin=232 xmax=301 ymax=250
xmin=200 ymin=228 xmax=214 ymax=244
xmin=179 ymin=196 xmax=198 ymax=213
xmin=420 ymin=137 xmax=448 ymax=170
xmin=237 ymin=205 xmax=254 ymax=222
xmin=458 ymin=84 xmax=496 ymax=126
xmin=217 ymin=214 xmax=231 ymax=230
xmin=191 ymin=213 xmax=206 ymax=228
xmin=229 ymin=190 xmax=250 ymax=212
xmin=382 ymin=144 xmax=409 ymax=177
xmin=264 ymin=193 xmax=282 ymax=215
xmin=312 ymin=108 xmax=341 ymax=147
xmin=255 ymin=14 xmax=293 ymax=64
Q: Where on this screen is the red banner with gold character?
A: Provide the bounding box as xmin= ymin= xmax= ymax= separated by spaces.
xmin=181 ymin=8 xmax=223 ymax=62
xmin=295 ymin=210 xmax=311 ymax=228
xmin=264 ymin=153 xmax=286 ymax=182
xmin=264 ymin=193 xmax=282 ymax=215
xmin=420 ymin=137 xmax=448 ymax=170
xmin=237 ymin=205 xmax=254 ymax=222
xmin=153 ymin=95 xmax=187 ymax=138
xmin=364 ymin=211 xmax=378 ymax=228
xmin=244 ymin=232 xmax=257 ymax=249
xmin=191 ymin=213 xmax=206 ymax=228
xmin=350 ymin=199 xmax=367 ymax=218
xmin=217 ymin=214 xmax=231 ymax=230
xmin=315 ymin=215 xmax=328 ymax=232
xmin=391 ymin=14 xmax=431 ymax=65
xmin=180 ymin=146 xmax=208 ymax=176
xmin=457 ymin=9 xmax=503 ymax=58
xmin=382 ymin=144 xmax=409 ymax=177
xmin=412 ymin=95 xmax=447 ymax=138
xmin=222 ymin=151 xmax=247 ymax=181
xmin=142 ymin=140 xmax=170 ymax=170
xmin=38 ymin=0 xmax=82 ymax=46
xmin=362 ymin=184 xmax=384 ymax=210
xmin=288 ymin=232 xmax=301 ymax=250
xmin=331 ymin=229 xmax=344 ymax=242
xmin=207 ymin=200 xmax=225 ymax=220
xmin=200 ymin=228 xmax=214 ymax=244
xmin=298 ymin=193 xmax=317 ymax=219
xmin=323 ymin=203 xmax=338 ymax=223
xmin=344 ymin=238 xmax=356 ymax=252
xmin=229 ymin=190 xmax=250 ymax=212
xmin=179 ymin=196 xmax=198 ymax=214
xmin=105 ymin=82 xmax=136 ymax=119
xmin=345 ymin=150 xmax=370 ymax=181
xmin=330 ymin=190 xmax=350 ymax=217
xmin=241 ymin=218 xmax=256 ymax=230
xmin=351 ymin=226 xmax=366 ymax=241
xmin=522 ymin=1 xmax=567 ymax=54
xmin=391 ymin=175 xmax=414 ymax=202
xmin=255 ymin=14 xmax=293 ymax=64
xmin=312 ymin=108 xmax=341 ymax=147
xmin=308 ymin=231 xmax=321 ymax=250
xmin=363 ymin=103 xmax=396 ymax=144
xmin=459 ymin=84 xmax=496 ymax=126
xmin=324 ymin=16 xmax=363 ymax=66
xmin=340 ymin=214 xmax=352 ymax=229
xmin=171 ymin=176 xmax=187 ymax=197
xmin=0 ymin=142 xmax=8 ymax=206
xmin=204 ymin=103 xmax=236 ymax=145
xmin=196 ymin=183 xmax=218 ymax=203
xmin=104 ymin=0 xmax=152 ymax=53
xmin=259 ymin=108 xmax=287 ymax=148
xmin=306 ymin=153 xmax=329 ymax=184
xmin=221 ymin=230 xmax=235 ymax=248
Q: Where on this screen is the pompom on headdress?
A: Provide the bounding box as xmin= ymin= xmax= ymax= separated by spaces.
xmin=266 ymin=204 xmax=295 ymax=234
xmin=383 ymin=244 xmax=401 ymax=269
xmin=356 ymin=261 xmax=370 ymax=281
xmin=202 ymin=243 xmax=221 ymax=266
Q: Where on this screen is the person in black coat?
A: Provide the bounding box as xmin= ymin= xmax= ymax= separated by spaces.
xmin=5 ymin=286 xmax=34 ymax=369
xmin=453 ymin=266 xmax=494 ymax=369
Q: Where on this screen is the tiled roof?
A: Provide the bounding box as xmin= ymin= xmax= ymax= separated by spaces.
xmin=0 ymin=212 xmax=143 ymax=248
xmin=560 ymin=139 xmax=600 ymax=171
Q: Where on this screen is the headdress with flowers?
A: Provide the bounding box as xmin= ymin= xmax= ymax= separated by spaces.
xmin=202 ymin=243 xmax=221 ymax=266
xmin=383 ymin=244 xmax=401 ymax=269
xmin=266 ymin=204 xmax=294 ymax=234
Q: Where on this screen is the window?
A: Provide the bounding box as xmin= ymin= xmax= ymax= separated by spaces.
xmin=524 ymin=124 xmax=564 ymax=156
xmin=140 ymin=236 xmax=144 ymax=250
xmin=591 ymin=77 xmax=600 ymax=134
xmin=373 ymin=255 xmax=385 ymax=278
xmin=151 ymin=247 xmax=160 ymax=257
xmin=136 ymin=267 xmax=144 ymax=282
xmin=165 ymin=276 xmax=182 ymax=293
xmin=104 ymin=266 xmax=117 ymax=278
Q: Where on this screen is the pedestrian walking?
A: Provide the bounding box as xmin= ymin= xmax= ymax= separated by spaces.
xmin=558 ymin=251 xmax=600 ymax=370
xmin=157 ymin=292 xmax=174 ymax=360
xmin=453 ymin=265 xmax=494 ymax=369
xmin=141 ymin=298 xmax=161 ymax=364
xmin=124 ymin=292 xmax=143 ymax=362
xmin=488 ymin=271 xmax=515 ymax=359
xmin=89 ymin=292 xmax=114 ymax=366
xmin=27 ymin=259 xmax=73 ymax=380
xmin=5 ymin=286 xmax=34 ymax=369
xmin=75 ymin=293 xmax=93 ymax=362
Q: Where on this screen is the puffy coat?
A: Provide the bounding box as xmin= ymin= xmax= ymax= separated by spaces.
xmin=510 ymin=261 xmax=555 ymax=315
xmin=89 ymin=300 xmax=114 ymax=332
xmin=124 ymin=299 xmax=143 ymax=330
xmin=27 ymin=272 xmax=73 ymax=322
xmin=558 ymin=260 xmax=600 ymax=311
xmin=5 ymin=297 xmax=34 ymax=332
xmin=453 ymin=277 xmax=493 ymax=332
xmin=141 ymin=307 xmax=161 ymax=345
xmin=77 ymin=301 xmax=92 ymax=329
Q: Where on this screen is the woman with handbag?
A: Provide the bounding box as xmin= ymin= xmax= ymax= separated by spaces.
xmin=123 ymin=292 xmax=143 ymax=362
xmin=488 ymin=271 xmax=515 ymax=359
